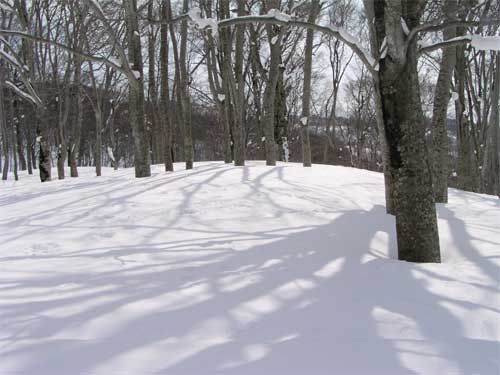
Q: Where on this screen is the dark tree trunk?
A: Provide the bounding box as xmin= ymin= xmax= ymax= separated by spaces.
xmin=125 ymin=0 xmax=151 ymax=178
xmin=373 ymin=1 xmax=441 ymax=263
xmin=300 ymin=0 xmax=320 ymax=167
xmin=160 ymin=0 xmax=173 ymax=172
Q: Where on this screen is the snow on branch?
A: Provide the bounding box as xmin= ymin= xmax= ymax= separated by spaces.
xmin=188 ymin=8 xmax=218 ymax=37
xmin=471 ymin=35 xmax=500 ymax=51
xmin=216 ymin=13 xmax=378 ymax=74
xmin=5 ymin=80 xmax=41 ymax=105
xmin=408 ymin=19 xmax=500 ymax=44
xmin=0 ymin=49 xmax=27 ymax=72
xmin=83 ymin=0 xmax=138 ymax=85
xmin=419 ymin=34 xmax=500 ymax=54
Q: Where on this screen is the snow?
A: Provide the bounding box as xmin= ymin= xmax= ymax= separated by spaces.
xmin=326 ymin=24 xmax=377 ymax=68
xmin=267 ymin=9 xmax=292 ymax=23
xmin=400 ymin=18 xmax=410 ymax=36
xmin=423 ymin=35 xmax=500 ymax=52
xmin=132 ymin=70 xmax=141 ymax=79
xmin=282 ymin=138 xmax=290 ymax=162
xmin=0 ymin=161 xmax=499 ymax=374
xmin=108 ymin=57 xmax=121 ymax=67
xmin=188 ymin=8 xmax=218 ymax=36
xmin=107 ymin=146 xmax=115 ymax=162
xmin=471 ymin=35 xmax=500 ymax=51
xmin=4 ymin=81 xmax=38 ymax=104
xmin=0 ymin=49 xmax=25 ymax=71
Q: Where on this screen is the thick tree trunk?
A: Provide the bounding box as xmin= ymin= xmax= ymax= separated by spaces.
xmin=70 ymin=60 xmax=83 ymax=178
xmin=455 ymin=43 xmax=472 ymax=191
xmin=180 ymin=0 xmax=194 ymax=170
xmin=300 ymin=0 xmax=320 ymax=167
xmin=26 ymin=117 xmax=33 ymax=175
xmin=0 ymin=72 xmax=8 ymax=181
xmin=373 ymin=1 xmax=440 ymax=263
xmin=37 ymin=117 xmax=51 ymax=182
xmin=8 ymin=97 xmax=18 ymax=181
xmin=160 ymin=0 xmax=173 ymax=172
xmin=14 ymin=102 xmax=27 ymax=171
xmin=125 ymin=0 xmax=151 ymax=178
xmin=250 ymin=26 xmax=264 ymax=161
xmin=148 ymin=0 xmax=163 ymax=166
xmin=364 ymin=0 xmax=395 ymax=214
xmin=263 ymin=0 xmax=281 ymax=166
xmin=231 ymin=0 xmax=246 ymax=166
xmin=431 ymin=0 xmax=457 ymax=203
xmin=95 ymin=109 xmax=102 ymax=177
xmin=490 ymin=54 xmax=500 ymax=196
xmin=218 ymin=0 xmax=233 ymax=164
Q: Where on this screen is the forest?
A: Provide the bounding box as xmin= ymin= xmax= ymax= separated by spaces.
xmin=0 ymin=1 xmax=500 ymax=374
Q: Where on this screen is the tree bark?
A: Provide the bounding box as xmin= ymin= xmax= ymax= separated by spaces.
xmin=125 ymin=0 xmax=151 ymax=177
xmin=160 ymin=0 xmax=173 ymax=172
xmin=231 ymin=0 xmax=246 ymax=166
xmin=431 ymin=0 xmax=457 ymax=203
xmin=300 ymin=0 xmax=320 ymax=167
xmin=490 ymin=54 xmax=500 ymax=196
xmin=263 ymin=0 xmax=281 ymax=166
xmin=0 ymin=68 xmax=9 ymax=181
xmin=372 ymin=0 xmax=441 ymax=262
xmin=180 ymin=0 xmax=194 ymax=169
xmin=364 ymin=0 xmax=395 ymax=214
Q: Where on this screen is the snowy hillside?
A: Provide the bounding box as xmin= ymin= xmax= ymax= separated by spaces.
xmin=1 ymin=162 xmax=499 ymax=374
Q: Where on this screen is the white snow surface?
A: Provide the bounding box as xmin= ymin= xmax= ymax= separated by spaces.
xmin=0 ymin=161 xmax=499 ymax=374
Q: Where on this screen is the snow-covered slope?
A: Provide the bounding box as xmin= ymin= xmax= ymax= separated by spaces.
xmin=1 ymin=161 xmax=499 ymax=374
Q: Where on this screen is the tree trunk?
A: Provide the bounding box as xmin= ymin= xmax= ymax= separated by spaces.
xmin=180 ymin=0 xmax=194 ymax=170
xmin=364 ymin=0 xmax=395 ymax=214
xmin=160 ymin=0 xmax=173 ymax=172
xmin=372 ymin=1 xmax=440 ymax=263
xmin=37 ymin=113 xmax=51 ymax=182
xmin=231 ymin=0 xmax=246 ymax=166
xmin=95 ymin=108 xmax=102 ymax=177
xmin=14 ymin=102 xmax=27 ymax=171
xmin=0 ymin=70 xmax=9 ymax=181
xmin=70 ymin=58 xmax=83 ymax=178
xmin=300 ymin=0 xmax=320 ymax=167
xmin=455 ymin=43 xmax=472 ymax=191
xmin=263 ymin=0 xmax=281 ymax=166
xmin=125 ymin=0 xmax=151 ymax=178
xmin=431 ymin=0 xmax=457 ymax=203
xmin=490 ymin=54 xmax=500 ymax=196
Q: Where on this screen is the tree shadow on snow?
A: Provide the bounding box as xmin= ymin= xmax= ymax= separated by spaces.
xmin=0 ymin=165 xmax=498 ymax=374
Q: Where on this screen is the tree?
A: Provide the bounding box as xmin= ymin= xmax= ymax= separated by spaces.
xmin=300 ymin=0 xmax=321 ymax=167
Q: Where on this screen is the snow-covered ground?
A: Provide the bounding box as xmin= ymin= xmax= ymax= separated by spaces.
xmin=0 ymin=161 xmax=499 ymax=374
